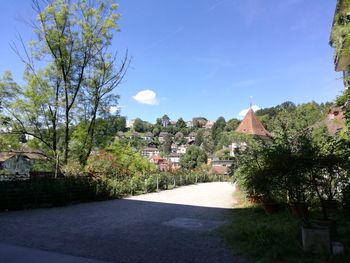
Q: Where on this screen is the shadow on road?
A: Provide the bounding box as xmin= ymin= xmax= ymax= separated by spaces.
xmin=0 ymin=198 xmax=249 ymax=263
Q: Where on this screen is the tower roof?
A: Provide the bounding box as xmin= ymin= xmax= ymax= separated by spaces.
xmin=235 ymin=108 xmax=271 ymax=137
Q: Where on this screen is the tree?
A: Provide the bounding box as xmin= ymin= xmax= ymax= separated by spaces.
xmin=161 ymin=114 xmax=170 ymax=127
xmin=180 ymin=145 xmax=207 ymax=170
xmin=176 ymin=117 xmax=186 ymax=129
xmin=134 ymin=118 xmax=146 ymax=133
xmin=225 ymin=118 xmax=240 ymax=132
xmin=211 ymin=116 xmax=226 ymax=146
xmin=5 ymin=0 xmax=128 ymax=166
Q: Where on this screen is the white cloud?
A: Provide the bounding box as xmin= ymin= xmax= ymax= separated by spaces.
xmin=238 ymin=105 xmax=261 ymax=118
xmin=110 ymin=106 xmax=122 ymax=114
xmin=133 ymin=89 xmax=158 ymax=105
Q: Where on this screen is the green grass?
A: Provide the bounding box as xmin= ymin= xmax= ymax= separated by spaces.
xmin=219 ymin=207 xmax=350 ymax=263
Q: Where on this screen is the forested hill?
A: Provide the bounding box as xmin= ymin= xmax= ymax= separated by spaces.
xmin=255 ymin=101 xmax=333 ymax=133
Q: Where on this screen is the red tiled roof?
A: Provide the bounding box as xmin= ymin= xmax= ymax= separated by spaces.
xmin=235 ymin=108 xmax=270 ymax=137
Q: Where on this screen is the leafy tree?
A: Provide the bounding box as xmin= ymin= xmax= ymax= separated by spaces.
xmin=134 ymin=118 xmax=146 ymax=133
xmin=180 ymin=145 xmax=207 ymax=170
xmin=161 ymin=114 xmax=170 ymax=127
xmin=225 ymin=118 xmax=240 ymax=132
xmin=4 ymin=0 xmax=128 ymax=165
xmin=211 ymin=116 xmax=226 ymax=146
xmin=160 ymin=134 xmax=172 ymax=155
xmin=176 ymin=117 xmax=186 ymax=129
xmin=192 ymin=117 xmax=207 ymax=128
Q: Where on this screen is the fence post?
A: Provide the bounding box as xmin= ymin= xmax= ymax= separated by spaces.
xmin=180 ymin=174 xmax=182 ymax=186
xmin=173 ymin=176 xmax=176 ymax=188
xmin=156 ymin=175 xmax=159 ymax=192
xmin=144 ymin=179 xmax=147 ymax=193
xmin=195 ymin=174 xmax=198 ymax=184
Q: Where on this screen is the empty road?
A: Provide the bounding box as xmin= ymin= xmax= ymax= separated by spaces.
xmin=0 ymin=182 xmax=249 ymax=263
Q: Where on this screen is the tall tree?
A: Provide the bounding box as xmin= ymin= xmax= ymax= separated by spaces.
xmin=6 ymin=0 xmax=128 ymax=165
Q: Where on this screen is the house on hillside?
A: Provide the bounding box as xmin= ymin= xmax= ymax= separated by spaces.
xmin=185 ymin=132 xmax=197 ymax=143
xmin=204 ymin=121 xmax=214 ymax=129
xmin=210 ymin=158 xmax=234 ymax=175
xmin=141 ymin=147 xmax=160 ymax=158
xmin=314 ymin=106 xmax=345 ymax=135
xmin=143 ymin=132 xmax=154 ymax=141
xmin=176 ymin=144 xmax=187 ymax=154
xmin=171 ymin=143 xmax=179 ymax=153
xmin=158 ymin=132 xmax=170 ymax=143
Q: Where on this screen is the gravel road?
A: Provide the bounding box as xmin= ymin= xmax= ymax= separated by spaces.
xmin=0 ymin=182 xmax=249 ymax=263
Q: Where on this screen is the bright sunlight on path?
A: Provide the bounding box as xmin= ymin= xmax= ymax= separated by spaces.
xmin=0 ymin=182 xmax=249 ymax=263
xmin=126 ymin=182 xmax=236 ymax=208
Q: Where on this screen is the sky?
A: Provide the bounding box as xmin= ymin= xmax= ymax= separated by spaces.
xmin=0 ymin=0 xmax=344 ymax=123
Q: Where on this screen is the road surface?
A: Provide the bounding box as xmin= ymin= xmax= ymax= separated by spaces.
xmin=0 ymin=182 xmax=249 ymax=263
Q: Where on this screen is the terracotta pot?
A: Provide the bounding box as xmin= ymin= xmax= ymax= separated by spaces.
xmin=289 ymin=203 xmax=308 ymax=219
xmin=262 ymin=202 xmax=283 ymax=214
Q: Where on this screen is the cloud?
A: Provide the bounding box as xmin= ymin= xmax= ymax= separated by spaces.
xmin=110 ymin=105 xmax=122 ymax=114
xmin=238 ymin=105 xmax=261 ymax=118
xmin=133 ymin=89 xmax=158 ymax=105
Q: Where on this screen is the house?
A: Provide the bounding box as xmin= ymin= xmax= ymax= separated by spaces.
xmin=141 ymin=147 xmax=160 ymax=158
xmin=204 ymin=121 xmax=214 ymax=129
xmin=0 ymin=151 xmax=44 ymax=178
xmin=131 ymin=132 xmax=140 ymax=138
xmin=315 ymin=106 xmax=345 ymax=135
xmin=235 ymin=108 xmax=271 ymax=138
xmin=185 ymin=132 xmax=196 ymax=143
xmin=126 ymin=119 xmax=135 ymax=128
xmin=211 ymin=158 xmax=234 ymax=175
xmin=149 ymin=155 xmax=169 ymax=172
xmin=158 ymin=132 xmax=170 ymax=143
xmin=171 ymin=143 xmax=179 ymax=153
xmin=176 ymin=144 xmax=187 ymax=154
xmin=186 ymin=121 xmax=193 ymax=128
xmin=143 ymin=132 xmax=154 ymax=141
xmin=167 ymin=153 xmax=181 ymax=164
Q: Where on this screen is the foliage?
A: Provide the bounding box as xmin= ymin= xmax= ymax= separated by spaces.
xmin=1 ymin=0 xmax=128 ymax=166
xmin=220 ymin=207 xmax=350 ymax=263
xmin=211 ymin=116 xmax=226 ymax=146
xmin=86 ymin=140 xmax=156 ymax=179
xmin=180 ymin=145 xmax=207 ymax=170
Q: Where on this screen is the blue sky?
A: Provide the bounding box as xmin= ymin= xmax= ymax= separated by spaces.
xmin=0 ymin=0 xmax=343 ymax=123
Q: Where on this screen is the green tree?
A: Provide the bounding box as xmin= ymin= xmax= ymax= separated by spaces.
xmin=5 ymin=0 xmax=128 ymax=165
xmin=212 ymin=116 xmax=226 ymax=146
xmin=225 ymin=118 xmax=240 ymax=132
xmin=176 ymin=117 xmax=187 ymax=129
xmin=180 ymin=145 xmax=207 ymax=170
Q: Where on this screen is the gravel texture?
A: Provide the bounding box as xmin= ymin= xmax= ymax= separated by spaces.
xmin=0 ymin=182 xmax=249 ymax=263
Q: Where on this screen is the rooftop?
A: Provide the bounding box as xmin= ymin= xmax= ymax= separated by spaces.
xmin=235 ymin=108 xmax=271 ymax=137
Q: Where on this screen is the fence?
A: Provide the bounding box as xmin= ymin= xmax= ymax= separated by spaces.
xmin=0 ymin=173 xmax=232 ymax=211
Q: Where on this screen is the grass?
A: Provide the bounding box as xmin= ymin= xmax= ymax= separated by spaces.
xmin=219 ymin=197 xmax=350 ymax=263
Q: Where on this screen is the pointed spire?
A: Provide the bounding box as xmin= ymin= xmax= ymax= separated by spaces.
xmin=236 ymin=107 xmax=271 ymax=137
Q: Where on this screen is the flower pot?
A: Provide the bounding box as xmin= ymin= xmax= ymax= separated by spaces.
xmin=262 ymin=202 xmax=283 ymax=214
xmin=301 ymin=225 xmax=330 ymax=254
xmin=289 ymin=202 xmax=308 ymax=219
